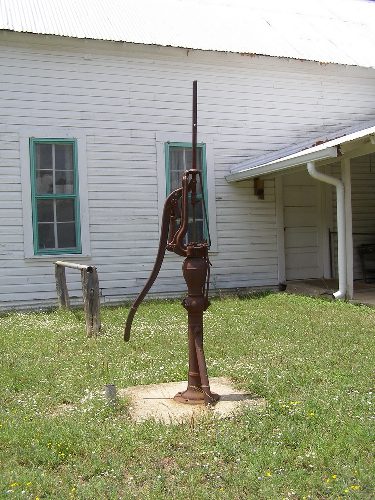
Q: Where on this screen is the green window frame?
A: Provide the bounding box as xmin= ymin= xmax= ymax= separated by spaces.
xmin=30 ymin=138 xmax=81 ymax=255
xmin=165 ymin=142 xmax=209 ymax=242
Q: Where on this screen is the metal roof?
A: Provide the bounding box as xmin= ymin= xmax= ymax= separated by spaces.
xmin=0 ymin=0 xmax=375 ymax=68
xmin=226 ymin=121 xmax=375 ymax=182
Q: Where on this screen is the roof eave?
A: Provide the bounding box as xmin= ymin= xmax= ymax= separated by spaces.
xmin=226 ymin=146 xmax=339 ymax=183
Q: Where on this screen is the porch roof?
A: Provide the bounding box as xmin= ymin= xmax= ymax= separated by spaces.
xmin=226 ymin=122 xmax=375 ymax=183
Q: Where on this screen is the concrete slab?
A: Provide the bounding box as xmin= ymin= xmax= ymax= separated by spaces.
xmin=286 ymin=279 xmax=337 ymax=298
xmin=118 ymin=377 xmax=266 ymax=424
xmin=286 ymin=278 xmax=375 ymax=306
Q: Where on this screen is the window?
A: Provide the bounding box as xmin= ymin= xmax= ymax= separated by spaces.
xmin=165 ymin=142 xmax=208 ymax=243
xmin=30 ymin=138 xmax=81 ymax=255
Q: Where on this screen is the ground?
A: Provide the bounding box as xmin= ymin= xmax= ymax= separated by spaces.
xmin=0 ymin=293 xmax=373 ymax=499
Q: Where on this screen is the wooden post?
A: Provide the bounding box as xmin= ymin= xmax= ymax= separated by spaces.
xmin=55 ymin=264 xmax=70 ymax=308
xmin=55 ymin=261 xmax=101 ymax=337
xmin=90 ymin=267 xmax=101 ymax=337
xmin=81 ymin=267 xmax=101 ymax=337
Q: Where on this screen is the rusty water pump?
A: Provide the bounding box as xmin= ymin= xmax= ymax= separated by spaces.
xmin=124 ymin=81 xmax=219 ymax=405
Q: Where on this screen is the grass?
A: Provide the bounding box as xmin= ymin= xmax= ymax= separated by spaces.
xmin=0 ymin=293 xmax=374 ymax=499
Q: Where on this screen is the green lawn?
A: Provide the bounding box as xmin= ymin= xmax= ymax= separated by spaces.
xmin=0 ymin=293 xmax=374 ymax=499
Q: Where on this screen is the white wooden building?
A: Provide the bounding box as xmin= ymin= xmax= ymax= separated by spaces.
xmin=1 ymin=0 xmax=375 ymax=310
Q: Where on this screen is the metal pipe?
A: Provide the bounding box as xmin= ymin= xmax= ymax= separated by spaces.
xmin=55 ymin=261 xmax=94 ymax=273
xmin=307 ymin=161 xmax=346 ymax=299
xmin=192 ymin=80 xmax=197 ymax=171
xmin=174 ymin=248 xmax=219 ymax=405
xmin=191 ymin=80 xmax=198 ymax=242
xmin=104 ymin=384 xmax=117 ymax=404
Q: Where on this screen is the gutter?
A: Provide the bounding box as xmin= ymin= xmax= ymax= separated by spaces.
xmin=307 ymin=161 xmax=346 ymax=299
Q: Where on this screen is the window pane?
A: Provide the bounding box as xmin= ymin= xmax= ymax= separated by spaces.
xmin=55 ymin=170 xmax=74 ymax=194
xmin=38 ymin=223 xmax=55 ymax=249
xmin=185 ymin=148 xmax=192 ymax=168
xmin=188 ymin=219 xmax=204 ymax=242
xmin=191 ymin=198 xmax=203 ymax=219
xmin=170 ymin=169 xmax=181 ymax=192
xmin=56 ymin=199 xmax=75 ymax=222
xmin=31 ymin=139 xmax=80 ymax=254
xmin=57 ymin=222 xmax=76 ymax=248
xmin=197 ymin=148 xmax=203 ymax=168
xmin=169 ymin=147 xmax=202 ymax=171
xmin=36 ymin=143 xmax=53 ymax=170
xmin=37 ymin=200 xmax=54 ymax=222
xmin=167 ymin=144 xmax=206 ymax=244
xmin=36 ymin=170 xmax=53 ymax=194
xmin=170 ymin=147 xmax=185 ymax=172
xmin=55 ymin=144 xmax=73 ymax=171
xmin=169 ymin=146 xmax=203 ymax=192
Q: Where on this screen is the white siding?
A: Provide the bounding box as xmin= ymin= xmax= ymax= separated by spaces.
xmin=283 ymin=171 xmax=323 ymax=280
xmin=330 ymin=154 xmax=375 ymax=281
xmin=1 ymin=32 xmax=375 ymax=309
xmin=351 ymin=154 xmax=375 ymax=280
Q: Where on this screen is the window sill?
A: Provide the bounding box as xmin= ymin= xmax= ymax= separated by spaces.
xmin=24 ymin=253 xmax=91 ymax=262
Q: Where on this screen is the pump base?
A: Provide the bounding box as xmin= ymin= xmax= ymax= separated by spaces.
xmin=174 ymin=387 xmax=220 ymax=405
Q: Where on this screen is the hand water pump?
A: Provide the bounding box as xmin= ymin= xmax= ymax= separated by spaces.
xmin=124 ymin=81 xmax=219 ymax=405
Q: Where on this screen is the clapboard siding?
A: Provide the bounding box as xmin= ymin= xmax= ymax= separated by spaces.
xmin=330 ymin=155 xmax=375 ymax=280
xmin=1 ymin=32 xmax=375 ymax=309
xmin=283 ymin=171 xmax=323 ymax=280
xmin=350 ymin=154 xmax=375 ymax=280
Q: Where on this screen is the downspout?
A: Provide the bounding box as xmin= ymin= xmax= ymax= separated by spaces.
xmin=307 ymin=161 xmax=346 ymax=299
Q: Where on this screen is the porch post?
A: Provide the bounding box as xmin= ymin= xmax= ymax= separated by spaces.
xmin=342 ymin=158 xmax=354 ymax=299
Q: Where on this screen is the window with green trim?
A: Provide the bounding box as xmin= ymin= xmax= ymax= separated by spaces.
xmin=30 ymin=139 xmax=81 ymax=255
xmin=165 ymin=142 xmax=208 ymax=243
